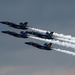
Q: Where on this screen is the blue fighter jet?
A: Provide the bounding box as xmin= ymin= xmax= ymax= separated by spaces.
xmin=24 ymin=31 xmax=53 ymax=39
xmin=0 ymin=21 xmax=28 ymax=30
xmin=25 ymin=42 xmax=52 ymax=50
xmin=1 ymin=31 xmax=28 ymax=38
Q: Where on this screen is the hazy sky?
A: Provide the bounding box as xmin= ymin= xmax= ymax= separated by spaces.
xmin=0 ymin=0 xmax=75 ymax=75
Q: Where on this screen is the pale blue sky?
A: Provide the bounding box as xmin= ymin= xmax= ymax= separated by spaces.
xmin=0 ymin=0 xmax=75 ymax=75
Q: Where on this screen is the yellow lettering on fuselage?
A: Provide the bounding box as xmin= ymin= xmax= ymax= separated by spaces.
xmin=16 ymin=26 xmax=20 ymax=28
xmin=18 ymin=35 xmax=22 ymax=38
xmin=42 ymin=35 xmax=46 ymax=39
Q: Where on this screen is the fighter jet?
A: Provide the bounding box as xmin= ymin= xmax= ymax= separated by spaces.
xmin=0 ymin=21 xmax=28 ymax=30
xmin=1 ymin=31 xmax=28 ymax=38
xmin=24 ymin=31 xmax=54 ymax=39
xmin=25 ymin=42 xmax=52 ymax=50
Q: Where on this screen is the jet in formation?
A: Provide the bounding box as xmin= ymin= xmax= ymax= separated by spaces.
xmin=1 ymin=31 xmax=28 ymax=38
xmin=0 ymin=21 xmax=28 ymax=30
xmin=25 ymin=31 xmax=53 ymax=39
xmin=25 ymin=42 xmax=52 ymax=50
xmin=0 ymin=21 xmax=54 ymax=50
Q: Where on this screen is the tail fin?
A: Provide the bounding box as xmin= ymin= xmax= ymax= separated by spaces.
xmin=50 ymin=32 xmax=54 ymax=36
xmin=24 ymin=22 xmax=28 ymax=26
xmin=44 ymin=43 xmax=52 ymax=47
xmin=48 ymin=43 xmax=52 ymax=47
xmin=46 ymin=32 xmax=53 ymax=36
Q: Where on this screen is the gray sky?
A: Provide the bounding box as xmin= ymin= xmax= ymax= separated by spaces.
xmin=0 ymin=0 xmax=75 ymax=75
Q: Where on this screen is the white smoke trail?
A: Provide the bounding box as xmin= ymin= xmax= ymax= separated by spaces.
xmin=56 ymin=37 xmax=75 ymax=44
xmin=29 ymin=27 xmax=75 ymax=40
xmin=53 ymin=48 xmax=75 ymax=56
xmin=28 ymin=27 xmax=48 ymax=33
xmin=29 ymin=36 xmax=75 ymax=49
xmin=54 ymin=32 xmax=75 ymax=40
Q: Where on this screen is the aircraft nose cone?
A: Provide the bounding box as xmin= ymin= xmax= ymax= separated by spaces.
xmin=1 ymin=31 xmax=7 ymax=33
xmin=25 ymin=42 xmax=29 ymax=44
xmin=25 ymin=42 xmax=31 ymax=45
xmin=0 ymin=21 xmax=6 ymax=24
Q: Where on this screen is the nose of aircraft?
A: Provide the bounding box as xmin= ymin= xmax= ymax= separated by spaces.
xmin=25 ymin=42 xmax=29 ymax=44
xmin=0 ymin=21 xmax=6 ymax=24
xmin=1 ymin=31 xmax=7 ymax=33
xmin=25 ymin=42 xmax=31 ymax=45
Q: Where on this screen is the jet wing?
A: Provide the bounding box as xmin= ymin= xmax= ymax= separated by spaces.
xmin=25 ymin=42 xmax=52 ymax=50
xmin=1 ymin=31 xmax=28 ymax=38
xmin=25 ymin=31 xmax=44 ymax=37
